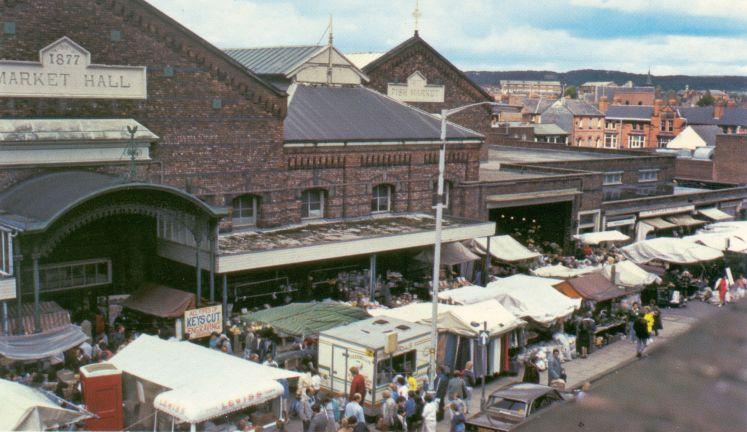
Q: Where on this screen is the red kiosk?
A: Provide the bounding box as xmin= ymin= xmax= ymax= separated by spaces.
xmin=80 ymin=363 xmax=124 ymax=431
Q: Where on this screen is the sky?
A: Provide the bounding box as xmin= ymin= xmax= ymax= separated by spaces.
xmin=148 ymin=0 xmax=747 ymax=76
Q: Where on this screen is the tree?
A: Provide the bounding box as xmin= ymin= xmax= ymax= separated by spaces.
xmin=564 ymin=85 xmax=578 ymax=99
xmin=696 ymin=90 xmax=715 ymax=107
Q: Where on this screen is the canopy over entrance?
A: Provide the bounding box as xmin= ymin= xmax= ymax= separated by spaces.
xmin=470 ymin=235 xmax=539 ymax=262
xmin=122 ymin=284 xmax=196 ymax=319
xmin=0 ymin=171 xmax=226 ymax=233
xmin=414 ymin=242 xmax=481 ymax=266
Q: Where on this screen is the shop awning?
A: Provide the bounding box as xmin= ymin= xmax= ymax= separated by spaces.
xmin=640 ymin=217 xmax=676 ymax=230
xmin=0 ymin=379 xmax=92 ymax=431
xmin=554 ymin=273 xmax=629 ymax=302
xmin=0 ymin=325 xmax=87 ymax=361
xmin=621 ymin=238 xmax=723 ymax=264
xmin=414 ymin=242 xmax=481 ymax=266
xmin=122 ymin=284 xmax=196 ymax=319
xmin=602 ymin=261 xmax=662 ymax=288
xmin=532 ymin=264 xmax=600 ymax=279
xmin=573 ymin=230 xmax=630 ymax=245
xmin=7 ymin=301 xmax=71 ymax=335
xmin=154 ymin=377 xmax=283 ymax=424
xmin=666 ymin=215 xmax=707 ymax=227
xmin=241 ymin=302 xmax=370 ymax=336
xmin=471 ymin=235 xmax=540 ymax=262
xmin=698 ymin=208 xmax=734 ymax=222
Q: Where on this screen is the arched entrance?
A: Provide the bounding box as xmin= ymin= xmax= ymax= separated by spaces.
xmin=0 ymin=171 xmax=225 ymax=334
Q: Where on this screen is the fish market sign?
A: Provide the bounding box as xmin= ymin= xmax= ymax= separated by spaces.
xmin=387 ymin=71 xmax=445 ymax=103
xmin=0 ymin=36 xmax=146 ymax=99
xmin=184 ymin=305 xmax=223 ymax=339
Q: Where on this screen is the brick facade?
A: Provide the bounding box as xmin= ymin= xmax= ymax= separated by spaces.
xmin=0 ymin=1 xmax=481 ymax=232
xmin=713 ymin=134 xmax=747 ymax=184
xmin=361 ymin=34 xmax=495 ymax=160
xmin=600 ymin=99 xmax=687 ymax=149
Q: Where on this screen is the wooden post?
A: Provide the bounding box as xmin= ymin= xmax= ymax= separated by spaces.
xmin=32 ymin=252 xmax=40 ymax=333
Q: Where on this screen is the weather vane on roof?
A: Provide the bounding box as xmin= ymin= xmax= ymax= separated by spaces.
xmin=413 ymin=0 xmax=422 ymax=36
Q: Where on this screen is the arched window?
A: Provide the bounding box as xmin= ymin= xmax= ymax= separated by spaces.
xmin=301 ymin=189 xmax=326 ymax=219
xmin=371 ymin=184 xmax=393 ymax=213
xmin=232 ymin=194 xmax=259 ymax=226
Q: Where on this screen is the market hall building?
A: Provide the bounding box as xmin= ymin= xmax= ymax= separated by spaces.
xmin=0 ymin=0 xmax=494 ymax=334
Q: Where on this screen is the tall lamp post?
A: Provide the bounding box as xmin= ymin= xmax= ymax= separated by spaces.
xmin=430 ymin=101 xmax=502 ymax=388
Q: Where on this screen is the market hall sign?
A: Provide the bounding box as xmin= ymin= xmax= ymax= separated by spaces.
xmin=387 ymin=71 xmax=445 ymax=103
xmin=0 ymin=36 xmax=147 ymax=99
xmin=184 ymin=305 xmax=223 ymax=339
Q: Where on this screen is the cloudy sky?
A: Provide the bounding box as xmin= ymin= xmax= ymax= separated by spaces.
xmin=149 ymin=0 xmax=747 ymax=75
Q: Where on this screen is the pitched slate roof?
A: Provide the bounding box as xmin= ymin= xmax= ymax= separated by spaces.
xmin=532 ymin=123 xmax=568 ymax=135
xmin=563 ymin=99 xmax=604 ymax=116
xmin=605 ymin=105 xmax=654 ymax=121
xmin=677 ymin=107 xmax=717 ymax=125
xmin=361 ymin=33 xmax=493 ymax=101
xmin=522 ymin=98 xmax=554 ymax=115
xmin=719 ymin=107 xmax=747 ymax=126
xmin=284 ymin=85 xmax=482 ymax=143
xmin=690 ymin=125 xmax=722 ymax=147
xmin=224 ymin=46 xmax=323 ymax=76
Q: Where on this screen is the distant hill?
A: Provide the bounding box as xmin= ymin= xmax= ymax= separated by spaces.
xmin=466 ymin=69 xmax=747 ymax=93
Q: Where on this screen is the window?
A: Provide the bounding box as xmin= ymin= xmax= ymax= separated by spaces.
xmin=371 ymin=184 xmax=393 ymax=213
xmin=157 ymin=211 xmax=205 ymax=246
xmin=301 ymin=189 xmax=325 ymax=219
xmin=577 ymin=119 xmax=583 ymax=129
xmin=232 ymin=195 xmax=259 ymax=226
xmin=1 ymin=230 xmax=13 ymax=276
xmin=604 ymin=133 xmax=618 ymax=148
xmin=433 ymin=180 xmax=452 ymax=209
xmin=578 ymin=211 xmax=600 ymax=234
xmin=628 ymin=135 xmax=645 ymax=148
xmin=488 ymin=397 xmax=527 ymax=416
xmin=376 ymin=349 xmax=416 ymax=386
xmin=638 ymin=169 xmax=659 ymax=182
xmin=603 ymin=172 xmax=623 ymax=185
xmin=657 ymin=136 xmax=672 ymax=148
xmin=39 ymin=259 xmax=112 ymax=293
xmin=606 ymin=121 xmax=616 ymax=130
xmin=595 ymin=137 xmax=601 ymax=147
xmin=531 ymin=394 xmax=561 ymax=415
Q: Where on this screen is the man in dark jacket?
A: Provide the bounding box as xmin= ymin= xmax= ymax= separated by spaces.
xmin=309 ymin=404 xmax=328 ymax=432
xmin=433 ymin=366 xmax=449 ymax=421
xmin=634 ymin=314 xmax=650 ymax=358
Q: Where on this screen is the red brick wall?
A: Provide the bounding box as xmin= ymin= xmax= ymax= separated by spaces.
xmin=362 ymin=37 xmax=493 ymax=161
xmin=714 ymin=135 xmax=747 ymax=184
xmin=675 ymin=159 xmax=714 ymax=181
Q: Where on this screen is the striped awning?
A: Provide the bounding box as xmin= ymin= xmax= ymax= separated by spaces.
xmin=6 ymin=301 xmax=71 ymax=335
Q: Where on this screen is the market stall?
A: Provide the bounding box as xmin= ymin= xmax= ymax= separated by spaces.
xmin=601 ymin=261 xmax=662 ymax=288
xmin=369 ymin=300 xmax=525 ymax=376
xmin=684 ymin=232 xmax=747 ymax=253
xmin=119 ymin=283 xmax=197 ymax=339
xmin=0 ymin=324 xmax=87 ymax=361
xmin=0 ymin=378 xmax=93 ymax=431
xmin=109 ymin=334 xmax=300 ymax=431
xmin=573 ymin=230 xmax=630 ymax=245
xmin=470 ymin=235 xmax=540 ymax=262
xmin=621 ymin=238 xmax=723 ymax=265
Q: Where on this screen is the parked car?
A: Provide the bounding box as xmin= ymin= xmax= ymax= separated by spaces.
xmin=465 ymin=383 xmax=572 ymax=431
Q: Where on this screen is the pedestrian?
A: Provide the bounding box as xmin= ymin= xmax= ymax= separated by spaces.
xmin=643 ymin=306 xmax=655 ymax=338
xmin=349 ymin=366 xmax=367 ymax=401
xmin=547 ymin=349 xmax=565 ymax=386
xmin=379 ymin=390 xmax=396 ymax=431
xmin=263 ymin=354 xmax=279 ymax=368
xmin=627 ymin=302 xmax=640 ymax=342
xmin=421 ymin=394 xmax=437 ymax=432
xmin=717 ymin=276 xmax=728 ymax=306
xmin=395 ymin=376 xmax=409 ymax=399
xmin=322 ymin=397 xmax=340 ymax=432
xmin=300 ymin=388 xmax=315 ymax=432
xmin=445 ymin=370 xmax=466 ymax=412
xmin=404 ymin=391 xmax=421 ymax=431
xmin=433 ymin=366 xmax=449 ymax=421
xmin=634 ymin=313 xmax=650 ymax=358
xmin=649 ymin=300 xmax=663 ymax=336
xmin=347 ymin=414 xmax=369 ymax=432
xmin=463 ymin=361 xmax=475 ymax=414
xmin=243 ymin=328 xmax=256 ymax=358
xmin=391 ymin=407 xmax=407 ymax=432
xmin=575 ymin=382 xmax=591 ymax=402
xmin=309 ymin=404 xmax=328 ymax=432
xmin=522 ymin=355 xmax=540 ymax=384
xmin=449 ymin=403 xmax=466 ymax=432
xmin=344 ymin=393 xmax=365 ymax=425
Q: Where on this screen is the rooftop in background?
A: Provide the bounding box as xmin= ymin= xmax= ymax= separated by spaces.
xmin=345 ymin=52 xmax=384 ymax=69
xmin=488 ymin=145 xmax=635 ymax=164
xmin=478 ymin=165 xmax=554 ymax=182
xmin=522 ymin=98 xmax=555 ymax=115
xmin=531 ymin=123 xmax=569 ymax=136
xmin=604 ymin=105 xmax=654 ymax=121
xmin=284 ymin=84 xmax=482 ymax=144
xmin=516 ymin=300 xmax=747 ymax=432
xmin=224 ymin=45 xmax=322 ymax=76
xmin=677 ymin=106 xmax=747 ymax=127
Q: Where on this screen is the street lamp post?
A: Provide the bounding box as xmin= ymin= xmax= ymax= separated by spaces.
xmin=430 ymin=101 xmax=502 ymax=388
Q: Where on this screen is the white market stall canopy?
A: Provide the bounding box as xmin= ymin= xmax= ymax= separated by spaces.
xmin=369 ymin=300 xmax=524 ymax=337
xmin=602 ymin=261 xmax=661 ymax=288
xmin=0 ymin=325 xmax=87 ymax=361
xmin=573 ymin=230 xmax=630 ymax=245
xmin=0 ymin=379 xmax=91 ymax=431
xmin=621 ymin=238 xmax=723 ymax=264
xmin=532 ymin=264 xmax=600 ymax=279
xmin=438 ymin=275 xmax=579 ymax=326
xmin=471 ymin=235 xmax=540 ymax=262
xmin=684 ymin=232 xmax=747 ymax=253
xmin=699 ymin=221 xmax=747 ymax=234
xmin=109 ymin=335 xmax=300 ymax=424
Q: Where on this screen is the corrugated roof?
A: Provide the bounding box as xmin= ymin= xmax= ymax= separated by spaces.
xmin=224 ymin=46 xmax=323 ymax=76
xmin=605 ymin=105 xmax=654 ymax=121
xmin=285 ymin=84 xmax=482 ymax=142
xmin=690 ymin=125 xmax=722 ymax=147
xmin=241 ymin=302 xmax=370 ymax=336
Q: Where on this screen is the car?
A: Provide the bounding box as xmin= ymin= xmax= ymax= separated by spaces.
xmin=465 ymin=383 xmax=573 ymax=431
